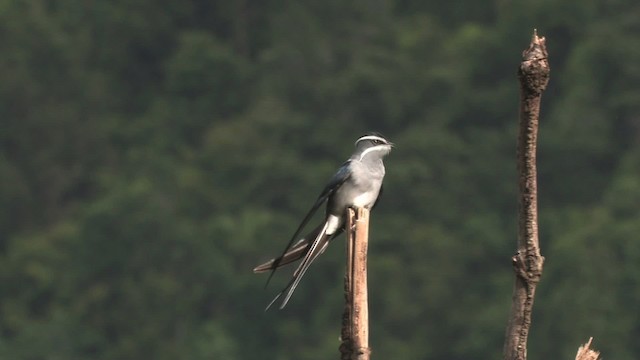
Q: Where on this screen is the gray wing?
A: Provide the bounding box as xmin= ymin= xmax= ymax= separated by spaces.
xmin=263 ymin=160 xmax=353 ymax=287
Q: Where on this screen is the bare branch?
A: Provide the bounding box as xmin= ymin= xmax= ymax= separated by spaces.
xmin=503 ymin=29 xmax=550 ymax=360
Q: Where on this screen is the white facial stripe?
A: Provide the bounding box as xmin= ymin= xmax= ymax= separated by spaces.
xmin=358 ymin=144 xmax=390 ymax=161
xmin=355 ymin=135 xmax=387 ymax=145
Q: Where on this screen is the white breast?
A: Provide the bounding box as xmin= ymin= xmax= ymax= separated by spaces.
xmin=351 ymin=190 xmax=379 ymax=208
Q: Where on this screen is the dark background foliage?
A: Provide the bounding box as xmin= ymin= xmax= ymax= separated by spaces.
xmin=1 ymin=0 xmax=639 ymax=359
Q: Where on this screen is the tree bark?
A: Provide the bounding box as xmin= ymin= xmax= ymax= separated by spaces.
xmin=503 ymin=30 xmax=550 ymax=360
xmin=340 ymin=207 xmax=371 ymax=360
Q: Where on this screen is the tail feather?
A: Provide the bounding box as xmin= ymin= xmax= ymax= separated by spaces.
xmin=253 ymin=239 xmax=309 ymax=273
xmin=253 ymin=223 xmax=324 ymax=274
xmin=266 ymin=221 xmax=332 ymax=310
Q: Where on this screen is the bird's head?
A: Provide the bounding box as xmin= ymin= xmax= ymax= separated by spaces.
xmin=354 ymin=133 xmax=393 ymax=160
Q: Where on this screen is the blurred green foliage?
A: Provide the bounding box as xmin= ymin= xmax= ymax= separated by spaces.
xmin=1 ymin=0 xmax=639 ymax=359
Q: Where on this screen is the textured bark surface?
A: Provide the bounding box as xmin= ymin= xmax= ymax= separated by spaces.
xmin=503 ymin=30 xmax=549 ymax=360
xmin=340 ymin=208 xmax=371 ymax=360
xmin=340 ymin=210 xmax=354 ymax=360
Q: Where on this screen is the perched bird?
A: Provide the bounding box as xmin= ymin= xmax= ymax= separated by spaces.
xmin=254 ymin=133 xmax=393 ymax=309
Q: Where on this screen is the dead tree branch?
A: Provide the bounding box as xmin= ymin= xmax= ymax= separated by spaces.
xmin=503 ymin=29 xmax=550 ymax=360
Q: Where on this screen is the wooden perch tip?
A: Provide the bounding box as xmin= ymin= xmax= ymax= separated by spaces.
xmin=519 ymin=30 xmax=550 ymax=94
xmin=575 ymin=337 xmax=600 ymax=360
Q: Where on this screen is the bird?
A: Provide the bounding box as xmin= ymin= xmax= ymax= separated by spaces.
xmin=253 ymin=133 xmax=393 ymax=310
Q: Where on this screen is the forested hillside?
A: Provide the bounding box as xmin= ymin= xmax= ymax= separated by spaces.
xmin=1 ymin=1 xmax=639 ymax=359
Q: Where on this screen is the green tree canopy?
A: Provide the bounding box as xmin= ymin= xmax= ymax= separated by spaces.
xmin=1 ymin=0 xmax=639 ymax=359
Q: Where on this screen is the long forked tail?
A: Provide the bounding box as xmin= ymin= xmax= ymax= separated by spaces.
xmin=265 ymin=222 xmax=332 ymax=310
xmin=253 ymin=240 xmax=308 ymax=273
xmin=253 ymin=224 xmax=324 ymax=273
